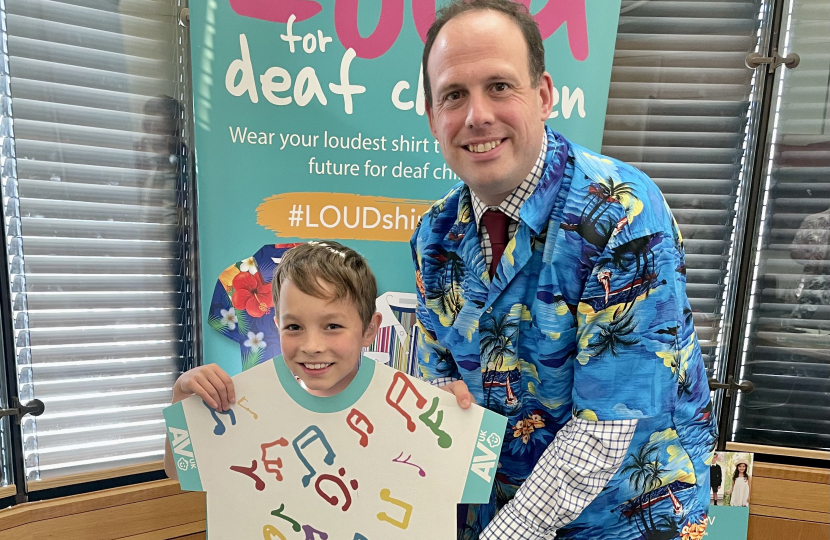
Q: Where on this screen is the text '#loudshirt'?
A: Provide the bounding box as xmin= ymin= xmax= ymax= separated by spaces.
xmin=164 ymin=357 xmax=507 ymax=539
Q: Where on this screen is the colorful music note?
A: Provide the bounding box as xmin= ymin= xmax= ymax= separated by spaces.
xmin=385 ymin=371 xmax=427 ymax=432
xmin=237 ymin=396 xmax=259 ymax=419
xmin=202 ymin=400 xmax=236 ymax=436
xmin=263 ymin=525 xmax=287 ymax=540
xmin=377 ymin=488 xmax=413 ymax=529
xmin=293 ymin=425 xmax=336 ymax=487
xmin=418 ymin=396 xmax=453 ymax=449
xmin=392 ymin=452 xmax=426 ymax=477
xmin=301 ymin=524 xmax=329 ymax=540
xmin=314 ymin=467 xmax=359 ymax=511
xmin=271 ymin=504 xmax=301 ymax=532
xmin=261 ymin=437 xmax=289 ymax=481
xmin=230 ymin=459 xmax=265 ymax=491
xmin=345 ymin=408 xmax=374 ymax=447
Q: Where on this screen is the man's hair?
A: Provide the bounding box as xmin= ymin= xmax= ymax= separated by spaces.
xmin=271 ymin=241 xmax=377 ymax=329
xmin=422 ymin=0 xmax=546 ymax=107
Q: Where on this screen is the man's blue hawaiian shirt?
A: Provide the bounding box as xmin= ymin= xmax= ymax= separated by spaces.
xmin=411 ymin=127 xmax=717 ymax=540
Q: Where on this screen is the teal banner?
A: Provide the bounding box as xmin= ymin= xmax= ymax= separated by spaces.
xmin=705 ymin=506 xmax=749 ymax=540
xmin=191 ymin=0 xmax=621 ymax=373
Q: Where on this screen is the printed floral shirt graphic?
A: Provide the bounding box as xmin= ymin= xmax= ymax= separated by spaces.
xmin=208 ymin=244 xmax=300 ymax=371
xmin=163 ymin=357 xmax=507 ymax=539
xmin=412 ymin=127 xmax=718 ymax=539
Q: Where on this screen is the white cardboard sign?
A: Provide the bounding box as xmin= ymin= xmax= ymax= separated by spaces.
xmin=164 ymin=357 xmax=507 ymax=539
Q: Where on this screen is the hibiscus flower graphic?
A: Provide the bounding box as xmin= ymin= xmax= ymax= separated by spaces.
xmin=231 ymin=272 xmax=273 ymax=317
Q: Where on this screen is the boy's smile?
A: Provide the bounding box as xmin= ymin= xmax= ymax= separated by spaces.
xmin=276 ymin=278 xmax=380 ymax=397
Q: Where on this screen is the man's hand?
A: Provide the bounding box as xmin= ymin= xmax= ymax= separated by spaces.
xmin=173 ymin=364 xmax=236 ymax=410
xmin=439 ymin=380 xmax=475 ymax=409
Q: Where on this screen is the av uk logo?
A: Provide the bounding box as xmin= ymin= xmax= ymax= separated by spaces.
xmin=168 ymin=426 xmax=198 ymax=471
xmin=470 ymin=430 xmax=501 ymax=482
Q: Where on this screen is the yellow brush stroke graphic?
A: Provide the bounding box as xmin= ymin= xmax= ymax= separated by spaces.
xmin=257 ymin=192 xmax=433 ymax=243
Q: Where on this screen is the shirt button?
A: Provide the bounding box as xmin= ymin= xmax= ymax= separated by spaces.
xmin=486 ymin=307 xmax=493 ymax=313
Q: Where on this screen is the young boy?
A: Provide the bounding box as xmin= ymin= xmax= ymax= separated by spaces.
xmin=164 ymin=241 xmax=382 ymax=479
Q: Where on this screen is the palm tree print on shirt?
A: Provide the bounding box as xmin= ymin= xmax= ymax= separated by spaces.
xmin=620 ymin=443 xmax=670 ymax=539
xmin=480 ymin=310 xmax=520 ymax=410
xmin=562 ymin=176 xmax=636 ymax=247
xmin=582 ymin=177 xmax=635 ymax=226
xmin=425 ymin=246 xmax=465 ymax=326
xmin=480 ymin=312 xmax=519 ymax=371
xmin=587 ymin=309 xmax=641 ymax=358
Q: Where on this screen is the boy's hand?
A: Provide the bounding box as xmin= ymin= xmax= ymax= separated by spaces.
xmin=173 ymin=364 xmax=236 ymax=410
xmin=440 ymin=380 xmax=475 ymax=409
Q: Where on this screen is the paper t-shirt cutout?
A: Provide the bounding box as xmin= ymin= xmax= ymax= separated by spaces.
xmin=208 ymin=243 xmax=301 ymax=370
xmin=164 ymin=357 xmax=507 ymax=539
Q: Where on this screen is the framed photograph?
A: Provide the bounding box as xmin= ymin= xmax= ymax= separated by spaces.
xmin=710 ymin=451 xmax=753 ymax=507
xmin=705 ymin=452 xmax=753 ymax=540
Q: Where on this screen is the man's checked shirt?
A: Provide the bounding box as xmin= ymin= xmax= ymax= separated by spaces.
xmin=412 ymin=127 xmax=716 ymax=540
xmin=470 ymin=134 xmax=548 ymax=269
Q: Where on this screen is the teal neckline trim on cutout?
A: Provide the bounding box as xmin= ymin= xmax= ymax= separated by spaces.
xmin=273 ymin=355 xmax=375 ymax=413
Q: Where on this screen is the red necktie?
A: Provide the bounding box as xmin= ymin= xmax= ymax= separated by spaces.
xmin=482 ymin=209 xmax=509 ymax=278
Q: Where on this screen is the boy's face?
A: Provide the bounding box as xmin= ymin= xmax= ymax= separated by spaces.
xmin=276 ymin=278 xmax=380 ymax=397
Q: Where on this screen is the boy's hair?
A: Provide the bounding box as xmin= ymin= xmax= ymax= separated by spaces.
xmin=422 ymin=0 xmax=545 ymax=108
xmin=271 ymin=241 xmax=378 ymax=329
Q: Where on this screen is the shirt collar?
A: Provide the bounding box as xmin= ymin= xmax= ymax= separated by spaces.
xmin=471 ymin=132 xmax=548 ymax=227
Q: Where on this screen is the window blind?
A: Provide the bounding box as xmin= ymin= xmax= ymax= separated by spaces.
xmin=734 ymin=0 xmax=829 ymax=451
xmin=602 ymin=0 xmax=765 ymax=376
xmin=0 ymin=310 xmax=10 ymax=489
xmin=2 ymin=0 xmax=192 ymax=482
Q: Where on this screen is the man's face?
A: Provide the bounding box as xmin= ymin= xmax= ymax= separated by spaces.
xmin=426 ymin=10 xmax=553 ymax=205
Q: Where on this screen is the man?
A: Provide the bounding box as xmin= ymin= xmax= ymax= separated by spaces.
xmin=410 ymin=1 xmax=718 ymax=538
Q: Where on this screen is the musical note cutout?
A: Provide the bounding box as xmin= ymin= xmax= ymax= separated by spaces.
xmin=271 ymin=504 xmax=301 ymax=532
xmin=301 ymin=524 xmax=329 ymax=540
xmin=230 ymin=459 xmax=265 ymax=491
xmin=263 ymin=525 xmax=287 ymax=540
xmin=392 ymin=452 xmax=426 ymax=477
xmin=202 ymin=400 xmax=236 ymax=436
xmin=345 ymin=408 xmax=374 ymax=447
xmin=293 ymin=425 xmax=336 ymax=487
xmin=376 ymin=488 xmax=413 ymax=529
xmin=315 ymin=467 xmax=359 ymax=511
xmin=385 ymin=371 xmax=427 ymax=432
xmin=237 ymin=396 xmax=259 ymax=419
xmin=418 ymin=396 xmax=453 ymax=449
xmin=261 ymin=437 xmax=289 ymax=481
